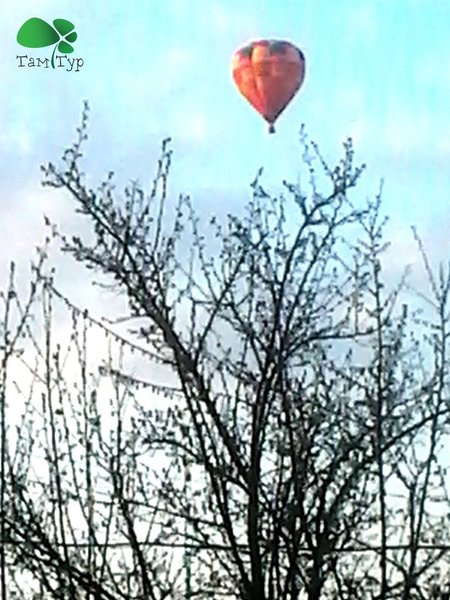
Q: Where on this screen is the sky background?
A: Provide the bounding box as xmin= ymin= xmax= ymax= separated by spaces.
xmin=1 ymin=1 xmax=450 ymax=582
xmin=1 ymin=0 xmax=450 ymax=318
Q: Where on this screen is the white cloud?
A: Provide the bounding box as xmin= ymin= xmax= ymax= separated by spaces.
xmin=384 ymin=115 xmax=424 ymax=153
xmin=380 ymin=108 xmax=450 ymax=161
xmin=416 ymin=53 xmax=450 ymax=92
xmin=8 ymin=127 xmax=33 ymax=155
xmin=436 ymin=133 xmax=450 ymax=155
xmin=332 ymin=85 xmax=367 ymax=145
xmin=209 ymin=2 xmax=231 ymax=32
xmin=116 ymin=46 xmax=194 ymax=100
xmin=174 ymin=110 xmax=210 ymax=143
xmin=347 ymin=3 xmax=378 ymax=42
xmin=166 ymin=47 xmax=191 ymax=71
xmin=167 ymin=0 xmax=190 ymax=19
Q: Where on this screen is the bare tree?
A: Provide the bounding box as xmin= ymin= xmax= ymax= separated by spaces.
xmin=2 ymin=103 xmax=450 ymax=599
xmin=2 ymin=258 xmax=196 ymax=599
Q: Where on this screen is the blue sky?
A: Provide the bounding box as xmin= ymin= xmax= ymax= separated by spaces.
xmin=2 ymin=0 xmax=450 ymax=556
xmin=1 ymin=0 xmax=450 ymax=290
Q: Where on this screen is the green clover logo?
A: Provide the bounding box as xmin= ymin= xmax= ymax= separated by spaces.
xmin=17 ymin=18 xmax=77 ymax=68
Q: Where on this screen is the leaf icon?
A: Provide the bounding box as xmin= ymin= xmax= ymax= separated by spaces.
xmin=58 ymin=41 xmax=74 ymax=54
xmin=17 ymin=17 xmax=59 ymax=48
xmin=17 ymin=16 xmax=78 ymax=69
xmin=53 ymin=19 xmax=75 ymax=37
xmin=65 ymin=32 xmax=77 ymax=43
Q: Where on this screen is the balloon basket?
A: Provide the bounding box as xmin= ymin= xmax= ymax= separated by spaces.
xmin=268 ymin=124 xmax=275 ymax=134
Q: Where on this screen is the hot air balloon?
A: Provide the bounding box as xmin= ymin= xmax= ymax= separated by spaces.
xmin=231 ymin=39 xmax=306 ymax=133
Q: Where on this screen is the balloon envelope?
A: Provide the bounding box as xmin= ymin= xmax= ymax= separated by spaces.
xmin=231 ymin=39 xmax=306 ymax=133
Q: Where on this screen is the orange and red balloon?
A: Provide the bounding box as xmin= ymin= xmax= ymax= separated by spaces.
xmin=231 ymin=39 xmax=306 ymax=133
